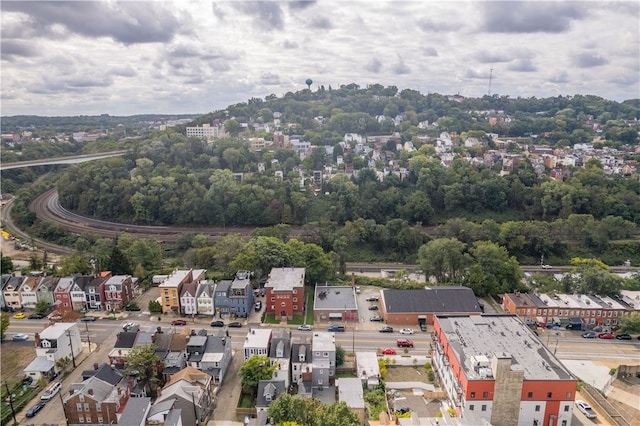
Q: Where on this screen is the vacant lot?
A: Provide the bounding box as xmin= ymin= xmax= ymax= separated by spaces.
xmin=385 ymin=364 xmax=433 ymax=384
xmin=0 ymin=343 xmax=34 ymax=383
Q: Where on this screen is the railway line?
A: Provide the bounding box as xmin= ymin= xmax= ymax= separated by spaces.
xmin=30 ymin=188 xmax=306 ymax=246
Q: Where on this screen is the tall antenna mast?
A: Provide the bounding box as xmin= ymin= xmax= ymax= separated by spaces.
xmin=488 ymin=66 xmax=493 ymax=96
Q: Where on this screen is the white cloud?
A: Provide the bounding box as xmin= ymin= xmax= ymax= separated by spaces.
xmin=0 ymin=0 xmax=637 ymax=116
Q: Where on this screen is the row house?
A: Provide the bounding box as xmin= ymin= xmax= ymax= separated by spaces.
xmin=193 ymin=330 xmax=233 ymax=384
xmin=196 ymin=282 xmax=216 ymax=316
xmin=158 ymin=269 xmax=206 ymax=314
xmin=70 ymin=276 xmax=94 ymax=311
xmin=85 ymin=273 xmax=111 ymax=311
xmin=104 ymin=275 xmax=135 ymax=312
xmin=243 ymin=328 xmax=272 ymax=361
xmin=18 ymin=273 xmax=43 ymax=309
xmin=265 ymin=267 xmax=305 ymax=320
xmin=311 ymin=331 xmax=336 ymax=390
xmin=64 ymin=371 xmax=131 ymax=425
xmin=154 ymin=366 xmax=215 ymax=426
xmin=269 ymin=329 xmax=292 ymax=388
xmin=36 ymin=276 xmax=57 ymax=307
xmin=502 ymin=291 xmax=635 ymax=329
xmin=180 ymin=282 xmax=198 ymax=315
xmin=54 ymin=277 xmax=77 ymax=312
xmin=3 ymin=275 xmax=24 ymax=310
xmin=214 ymin=271 xmax=253 ymax=318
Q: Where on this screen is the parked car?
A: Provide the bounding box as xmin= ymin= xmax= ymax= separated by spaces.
xmin=365 ymin=296 xmax=379 ymax=302
xmin=171 ymin=319 xmax=187 ymax=326
xmin=615 ymin=333 xmax=632 ymax=340
xmin=12 ymin=333 xmax=29 ymax=341
xmin=80 ymin=316 xmax=96 ymax=322
xmin=25 ymin=402 xmax=46 ymax=418
xmin=381 ymin=348 xmax=397 ymax=355
xmin=597 ymin=332 xmax=615 ymax=339
xmin=399 ymin=328 xmax=414 ymax=335
xmin=420 ymin=323 xmax=427 ymax=332
xmin=379 ymin=326 xmax=394 ymax=333
xmin=228 ymin=321 xmax=243 ymax=328
xmin=28 ymin=313 xmax=44 ymax=319
xmin=370 ymin=316 xmax=384 ymax=322
xmin=13 ymin=312 xmax=26 ymax=319
xmin=582 ymin=332 xmax=597 ymax=339
xmin=210 ymin=320 xmax=224 ymax=327
xmin=575 ymin=400 xmax=597 ymax=419
xmin=397 ymin=338 xmax=414 ymax=348
xmin=541 ymin=264 xmax=552 ymax=269
xmin=40 ymin=382 xmax=61 ymax=401
xmin=368 ymin=305 xmax=379 ymax=311
xmin=297 ymin=324 xmax=313 ymax=331
xmin=254 ymin=301 xmax=262 ymax=311
xmin=327 ymin=324 xmax=345 ymax=332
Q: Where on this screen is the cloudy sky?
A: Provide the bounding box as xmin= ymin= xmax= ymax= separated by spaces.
xmin=1 ymin=0 xmax=638 ymax=116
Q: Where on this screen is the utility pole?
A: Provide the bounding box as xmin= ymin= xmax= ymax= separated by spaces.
xmin=4 ymin=382 xmax=17 ymax=425
xmin=66 ymin=330 xmax=76 ymax=368
xmin=58 ymin=386 xmax=70 ymax=426
xmin=85 ymin=321 xmax=92 ymax=353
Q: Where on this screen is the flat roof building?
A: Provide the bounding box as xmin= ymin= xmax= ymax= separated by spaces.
xmin=432 ymin=314 xmax=576 ymax=426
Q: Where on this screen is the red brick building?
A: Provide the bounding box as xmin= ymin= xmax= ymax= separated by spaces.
xmin=265 ymin=267 xmax=305 ymax=319
xmin=431 ymin=315 xmax=576 ymax=426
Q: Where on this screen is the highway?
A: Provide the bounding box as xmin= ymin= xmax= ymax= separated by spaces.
xmin=0 ymin=150 xmax=130 ymax=171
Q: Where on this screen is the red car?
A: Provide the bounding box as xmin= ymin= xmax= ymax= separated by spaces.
xmin=597 ymin=332 xmax=615 ymax=339
xmin=381 ymin=348 xmax=397 ymax=355
xmin=397 ymin=339 xmax=414 ymax=348
xmin=171 ymin=319 xmax=187 ymax=326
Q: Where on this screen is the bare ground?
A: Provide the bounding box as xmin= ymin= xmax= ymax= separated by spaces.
xmin=384 ymin=365 xmax=433 ymax=384
xmin=0 ymin=344 xmax=35 ymax=383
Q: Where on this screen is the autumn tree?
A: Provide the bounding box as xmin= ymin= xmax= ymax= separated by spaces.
xmin=268 ymin=394 xmax=358 ymax=426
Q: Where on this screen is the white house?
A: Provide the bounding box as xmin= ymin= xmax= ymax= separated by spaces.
xmin=196 ymin=282 xmax=215 ymax=316
xmin=180 ymin=282 xmax=198 ymax=316
xmin=243 ymin=329 xmax=272 ymax=361
xmin=24 ymin=322 xmax=83 ymax=380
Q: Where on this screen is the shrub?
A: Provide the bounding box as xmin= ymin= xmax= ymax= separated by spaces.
xmin=148 ymin=300 xmax=162 ymax=313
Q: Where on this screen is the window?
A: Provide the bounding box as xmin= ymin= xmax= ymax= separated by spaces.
xmin=564 ymin=405 xmax=569 ymax=412
xmin=271 ymin=297 xmax=275 ymax=302
xmin=281 ymin=302 xmax=286 ymax=307
xmin=84 ymin=403 xmax=90 ymax=411
xmin=481 ymin=405 xmax=486 ymax=412
xmin=96 ymin=403 xmax=101 ymax=412
xmin=469 ymin=405 xmax=474 ymax=411
xmin=98 ymin=418 xmax=103 ymax=424
xmin=79 ymin=418 xmax=84 ymax=423
xmin=566 ymin=392 xmax=572 ymax=399
xmin=527 ymin=392 xmax=533 ymax=398
xmin=561 ymin=421 xmax=567 ymax=426
xmin=547 ymin=392 xmax=552 ymax=398
xmin=293 ymin=305 xmax=298 ymax=310
xmin=482 ymin=391 xmax=488 ymax=398
xmin=470 ymin=392 xmax=475 ymax=398
xmin=85 ymin=416 xmax=91 ymax=423
xmin=293 ymin=298 xmax=298 ymax=302
xmin=77 ymin=403 xmax=83 ymax=411
xmin=535 ymin=405 xmax=540 ymax=412
xmin=293 ymin=289 xmax=297 ymax=294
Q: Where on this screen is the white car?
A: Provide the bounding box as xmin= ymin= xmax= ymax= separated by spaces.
xmin=575 ymin=400 xmax=596 ymax=419
xmin=399 ymin=328 xmax=414 ymax=335
xmin=297 ymin=324 xmax=312 ymax=331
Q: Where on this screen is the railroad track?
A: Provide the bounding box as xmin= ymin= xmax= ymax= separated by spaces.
xmin=30 ymin=188 xmax=306 ymax=244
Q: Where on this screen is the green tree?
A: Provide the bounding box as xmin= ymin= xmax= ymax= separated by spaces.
xmin=267 ymin=393 xmax=307 ymax=425
xmin=35 ymin=300 xmax=49 ymax=314
xmin=319 ymin=401 xmax=359 ymax=426
xmin=466 ymin=241 xmax=523 ymax=296
xmin=1 ymin=254 xmax=14 ymax=274
xmin=417 ymin=238 xmax=468 ymax=284
xmin=107 ymin=242 xmax=131 ymax=275
xmin=335 ymin=344 xmax=345 ymax=366
xmin=59 ymin=253 xmax=93 ymax=275
xmin=148 ymin=300 xmax=162 ymax=313
xmin=0 ymin=313 xmax=9 ymax=340
xmin=124 ymin=344 xmax=162 ymax=397
xmin=239 ymin=355 xmax=277 ymax=389
xmin=618 ymin=313 xmax=640 ymax=334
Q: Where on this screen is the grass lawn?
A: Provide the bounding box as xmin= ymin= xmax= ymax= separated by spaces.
xmin=239 ymin=393 xmax=254 ymax=408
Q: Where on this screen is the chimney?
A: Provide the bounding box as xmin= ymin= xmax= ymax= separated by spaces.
xmin=88 ymin=389 xmax=94 ymax=396
xmin=93 ymin=363 xmax=99 ymax=370
xmin=69 ymin=389 xmax=74 ymax=395
xmin=351 ymin=272 xmax=355 ymax=287
xmin=118 ymin=349 xmax=122 ymax=356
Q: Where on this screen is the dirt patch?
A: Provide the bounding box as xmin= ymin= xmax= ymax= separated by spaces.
xmin=0 ymin=344 xmax=35 ymax=383
xmin=608 ymin=380 xmax=640 ymax=425
xmin=384 ymin=364 xmax=433 ymax=384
